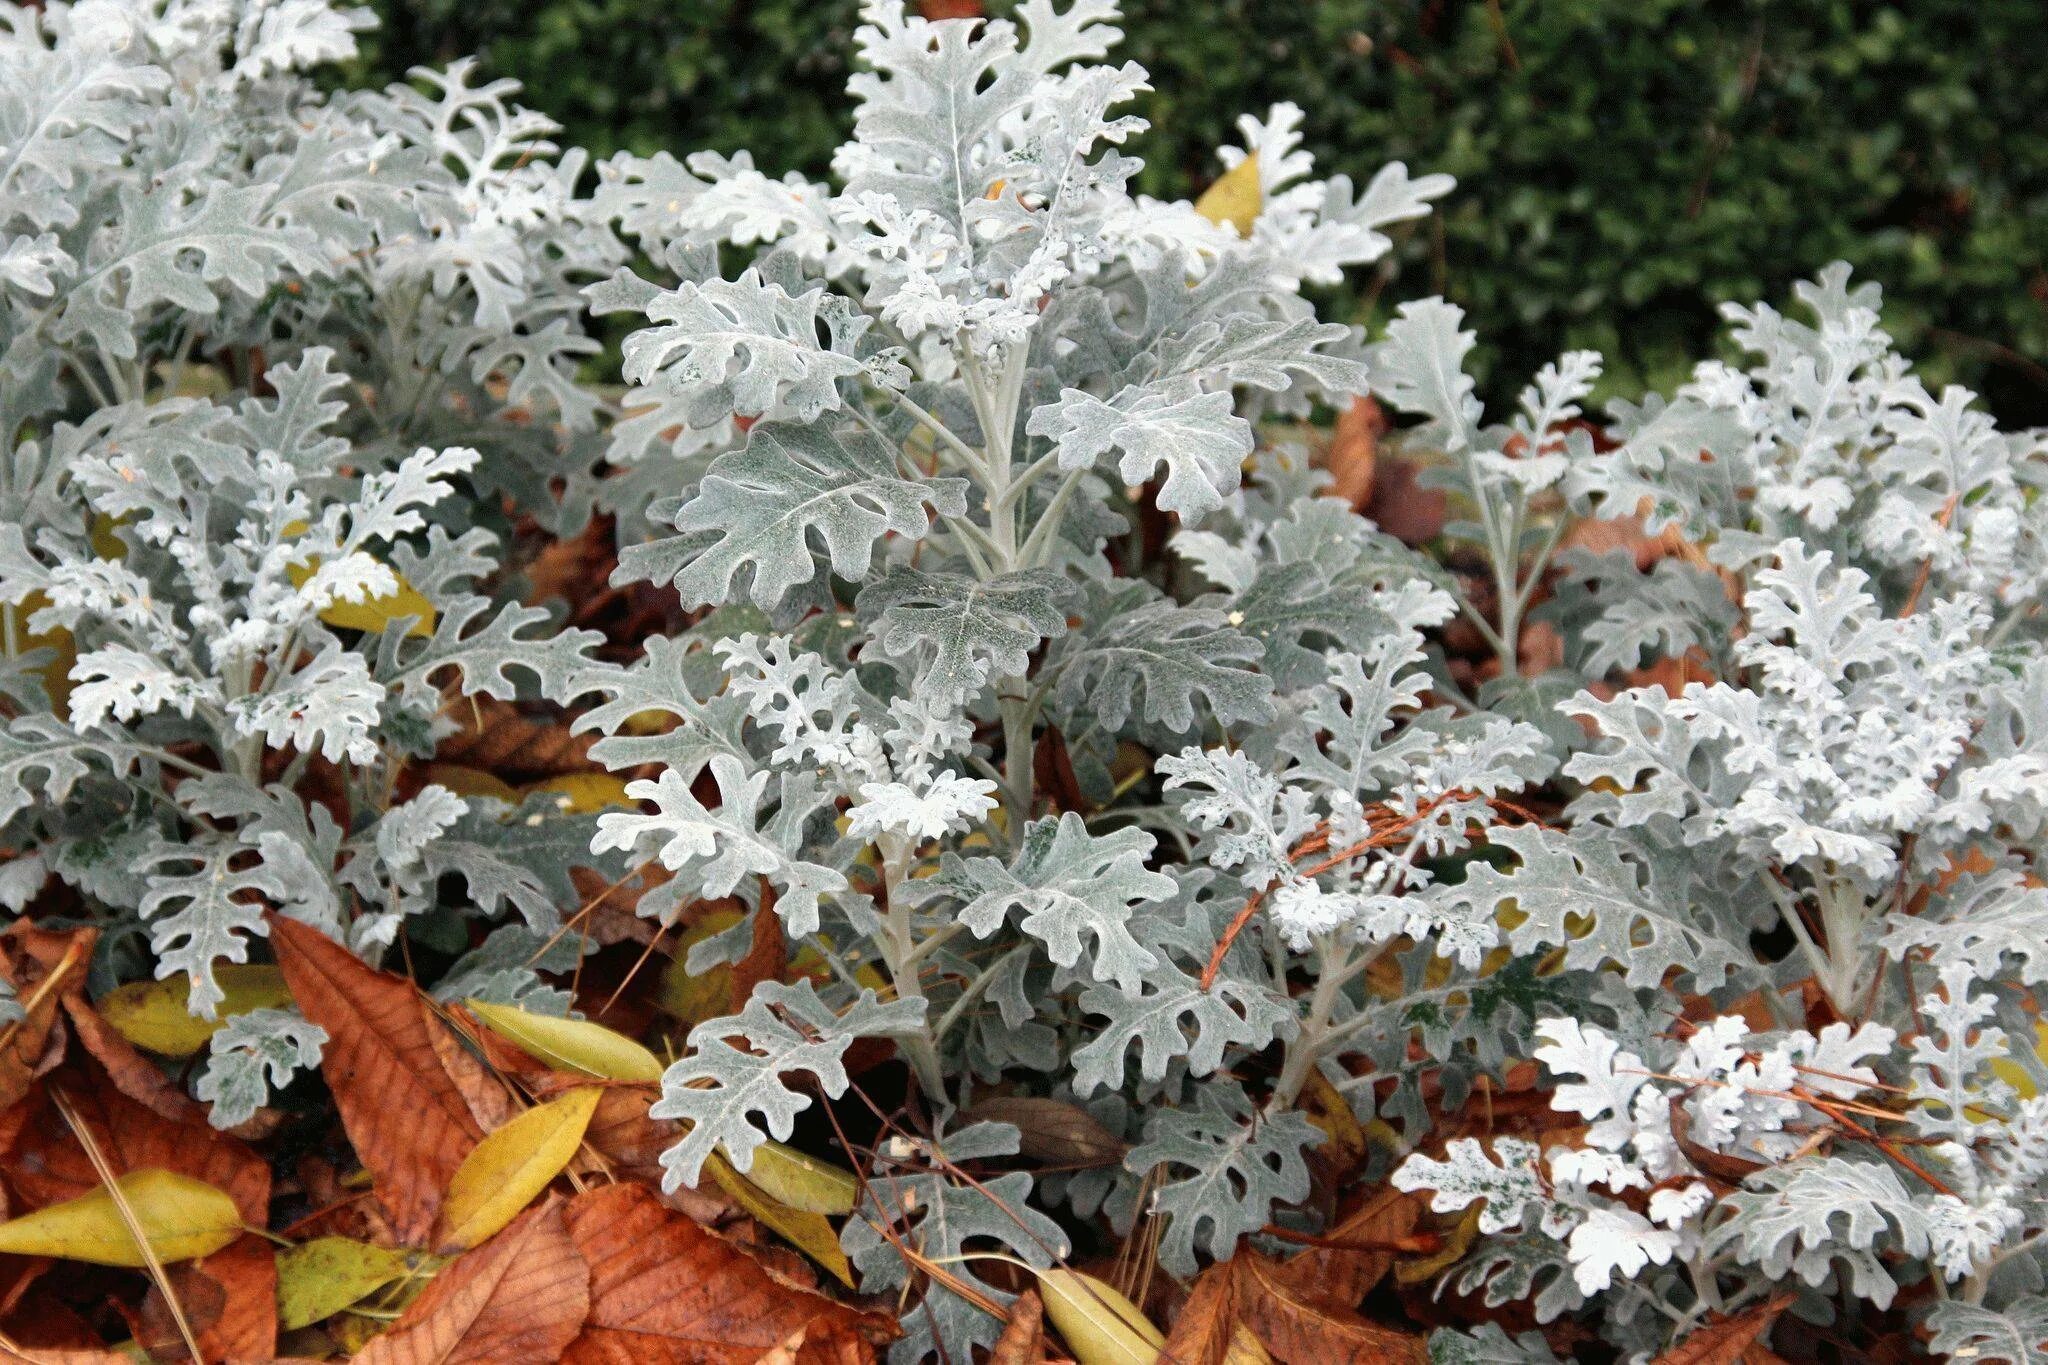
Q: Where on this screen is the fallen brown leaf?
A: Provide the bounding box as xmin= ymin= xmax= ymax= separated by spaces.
xmin=0 ymin=925 xmax=92 ymax=1114
xmin=560 ymin=1182 xmax=889 ymax=1364
xmin=987 ymin=1287 xmax=1045 ymax=1365
xmin=1160 ymin=1260 xmax=1239 ymax=1365
xmin=1265 ymin=1186 xmax=1426 ymax=1311
xmin=1363 ymin=456 xmax=1447 ymax=546
xmin=270 ymin=914 xmax=483 ymax=1244
xmin=1650 ymin=1296 xmax=1792 ymax=1365
xmin=1236 ymin=1252 xmax=1427 ymax=1364
xmin=3 ymin=1062 xmax=268 ymax=1228
xmin=961 ymin=1097 xmax=1128 ymax=1169
xmin=139 ymin=1233 xmax=277 ymax=1362
xmin=352 ymin=1199 xmax=589 ymax=1365
xmin=1326 ymin=396 xmax=1383 ymax=510
xmin=428 ymin=696 xmax=596 ymax=784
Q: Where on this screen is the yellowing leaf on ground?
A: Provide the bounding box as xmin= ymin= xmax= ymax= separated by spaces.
xmin=522 ymin=772 xmax=638 ymax=813
xmin=413 ymin=763 xmax=523 ymax=804
xmin=287 ymin=559 xmax=438 ymax=637
xmin=658 ymin=908 xmax=746 ymax=1025
xmin=275 ymin=1236 xmax=421 ymax=1331
xmin=0 ymin=1168 xmax=242 ymax=1267
xmin=434 ymin=1087 xmax=601 ymax=1251
xmin=98 ymin=964 xmax=293 ymax=1057
xmin=1194 ymin=151 xmax=1262 ymax=235
xmin=1989 ymin=1018 xmax=2048 ymax=1104
xmin=277 ymin=522 xmax=436 ymax=638
xmin=465 ymin=1000 xmax=664 ymax=1083
xmin=704 ymin=1150 xmax=856 ymax=1288
xmin=10 ymin=590 xmax=77 ymax=715
xmin=1034 ymin=1268 xmax=1164 ymax=1365
xmin=743 ymin=1141 xmax=858 ymax=1216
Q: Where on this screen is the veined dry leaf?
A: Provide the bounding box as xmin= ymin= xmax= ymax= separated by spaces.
xmin=1194 ymin=151 xmax=1262 ymax=235
xmin=559 ymin=1182 xmax=888 ymax=1364
xmin=97 ymin=965 xmax=292 ymax=1057
xmin=1235 ymin=1252 xmax=1427 ymax=1364
xmin=435 ymin=1087 xmax=601 ymax=1252
xmin=352 ymin=1200 xmax=589 ymax=1365
xmin=270 ymin=914 xmax=483 ymax=1244
xmin=1266 ymin=1186 xmax=1426 ymax=1310
xmin=0 ymin=1169 xmax=240 ymax=1266
xmin=276 ymin=1236 xmax=419 ymax=1331
xmin=962 ymin=1097 xmax=1127 ymax=1168
xmin=1160 ymin=1262 xmax=1273 ymax=1365
xmin=141 ymin=1233 xmax=277 ymax=1361
xmin=1034 ymin=1269 xmax=1162 ymax=1365
xmin=464 ymin=1001 xmax=663 ymax=1083
xmin=988 ymin=1288 xmax=1045 ymax=1365
xmin=429 ymin=696 xmax=595 ymax=783
xmin=1650 ymin=1296 xmax=1793 ymax=1365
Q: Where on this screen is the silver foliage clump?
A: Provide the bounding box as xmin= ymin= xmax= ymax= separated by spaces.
xmin=5 ymin=2 xmax=2048 ymax=1362
xmin=0 ymin=0 xmax=619 ymax=1119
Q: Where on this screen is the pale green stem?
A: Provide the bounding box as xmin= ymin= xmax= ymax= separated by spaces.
xmin=876 ymin=834 xmax=948 ymax=1102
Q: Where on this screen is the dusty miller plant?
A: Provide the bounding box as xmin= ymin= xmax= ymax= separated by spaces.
xmin=5 ymin=2 xmax=2047 ymax=1363
xmin=0 ymin=0 xmax=623 ymax=1125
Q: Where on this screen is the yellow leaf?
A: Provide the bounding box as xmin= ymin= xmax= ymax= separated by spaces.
xmin=743 ymin=1141 xmax=858 ymax=1215
xmin=658 ymin=908 xmax=746 ymax=1026
xmin=275 ymin=1236 xmax=419 ymax=1331
xmin=414 ymin=763 xmax=524 ymax=805
xmin=278 ymin=522 xmax=435 ymax=639
xmin=465 ymin=1000 xmax=664 ymax=1083
xmin=98 ymin=964 xmax=293 ymax=1057
xmin=1991 ymin=1018 xmax=2048 ymax=1102
xmin=434 ymin=1087 xmax=601 ymax=1251
xmin=1194 ymin=152 xmax=1262 ymax=236
xmin=704 ymin=1150 xmax=856 ymax=1288
xmin=522 ymin=772 xmax=638 ymax=814
xmin=0 ymin=1169 xmax=242 ymax=1267
xmin=1034 ymin=1268 xmax=1164 ymax=1365
xmin=287 ymin=558 xmax=438 ymax=638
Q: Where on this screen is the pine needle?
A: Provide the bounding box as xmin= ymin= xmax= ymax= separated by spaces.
xmin=49 ymin=1086 xmax=206 ymax=1363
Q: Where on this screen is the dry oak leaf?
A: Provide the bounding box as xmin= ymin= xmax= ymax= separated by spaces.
xmin=270 ymin=914 xmax=485 ymax=1245
xmin=1650 ymin=1296 xmax=1793 ymax=1365
xmin=351 ymin=1198 xmax=589 ymax=1365
xmin=560 ymin=1182 xmax=891 ymax=1364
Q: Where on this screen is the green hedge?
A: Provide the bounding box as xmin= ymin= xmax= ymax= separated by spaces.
xmin=358 ymin=0 xmax=2048 ymax=421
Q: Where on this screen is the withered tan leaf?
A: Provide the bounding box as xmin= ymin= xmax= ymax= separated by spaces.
xmin=270 ymin=914 xmax=483 ymax=1244
xmin=351 ymin=1199 xmax=589 ymax=1365
xmin=559 ymin=1182 xmax=889 ymax=1364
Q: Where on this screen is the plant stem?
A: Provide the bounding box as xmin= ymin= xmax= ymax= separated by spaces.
xmin=876 ymin=834 xmax=948 ymax=1102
